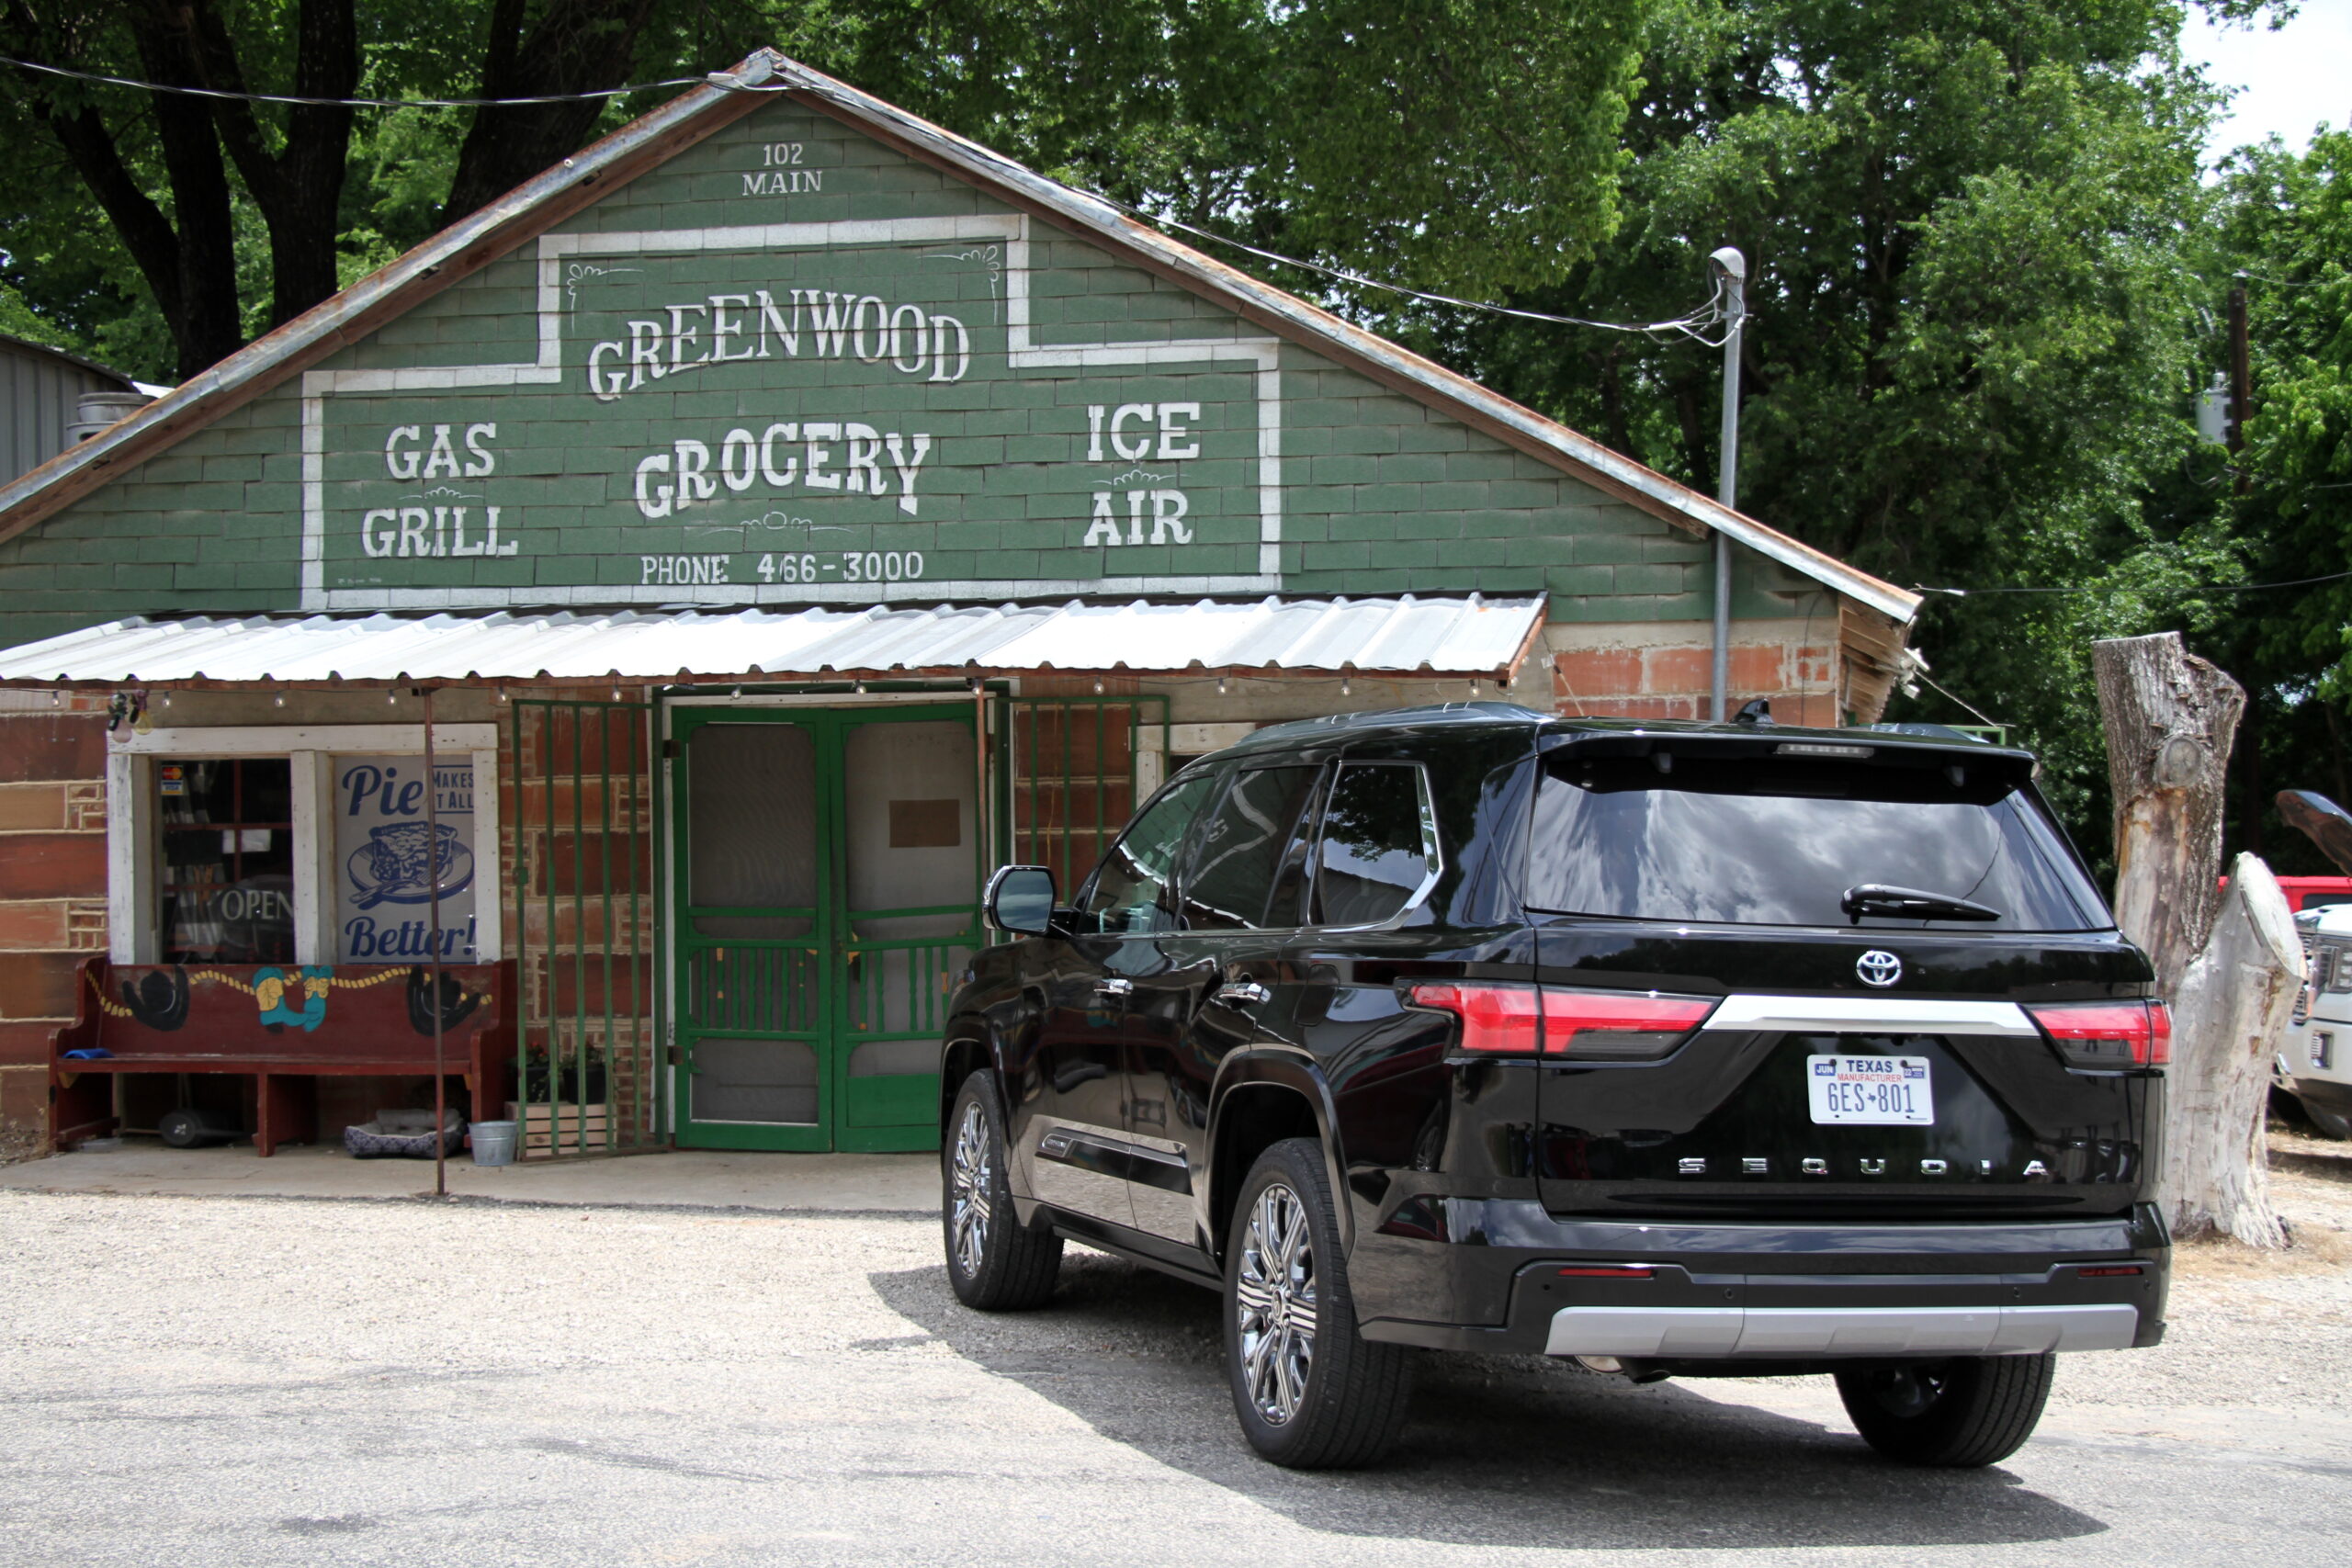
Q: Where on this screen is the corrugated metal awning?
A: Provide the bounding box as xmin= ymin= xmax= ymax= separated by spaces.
xmin=0 ymin=595 xmax=1546 ymax=685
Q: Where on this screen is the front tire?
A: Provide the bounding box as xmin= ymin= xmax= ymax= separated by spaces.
xmin=942 ymin=1071 xmax=1061 ymax=1311
xmin=1835 ymin=1354 xmax=2055 ymax=1467
xmin=1223 ymin=1137 xmax=1413 ymax=1469
xmin=2298 ymin=1094 xmax=2352 ymax=1140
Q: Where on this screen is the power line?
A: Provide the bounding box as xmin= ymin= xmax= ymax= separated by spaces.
xmin=1121 ymin=204 xmax=1736 ymax=342
xmin=12 ymin=50 xmax=1735 ymax=342
xmin=1918 ymin=568 xmax=2352 ymax=597
xmin=2236 ymin=269 xmax=2340 ymax=290
xmin=3 ymin=54 xmax=712 ymax=108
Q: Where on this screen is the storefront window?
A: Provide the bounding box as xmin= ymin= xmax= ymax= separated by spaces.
xmin=158 ymin=759 xmax=297 ymax=963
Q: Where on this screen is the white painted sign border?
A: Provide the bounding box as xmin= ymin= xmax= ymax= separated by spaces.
xmin=300 ymin=215 xmax=1283 ymax=611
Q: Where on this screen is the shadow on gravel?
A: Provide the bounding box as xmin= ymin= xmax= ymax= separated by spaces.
xmin=2273 ymin=1146 xmax=2352 ymax=1183
xmin=869 ymin=1254 xmax=2107 ymax=1552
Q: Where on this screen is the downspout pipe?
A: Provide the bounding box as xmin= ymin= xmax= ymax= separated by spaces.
xmin=1709 ymin=247 xmax=1747 ymax=723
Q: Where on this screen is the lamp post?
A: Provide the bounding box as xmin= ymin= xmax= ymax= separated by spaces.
xmin=1708 ymin=246 xmax=1747 ymax=723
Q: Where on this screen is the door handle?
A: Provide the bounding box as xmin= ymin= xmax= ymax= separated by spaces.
xmin=1214 ymin=980 xmax=1271 ymax=1006
xmin=1096 ymin=977 xmax=1133 ymax=998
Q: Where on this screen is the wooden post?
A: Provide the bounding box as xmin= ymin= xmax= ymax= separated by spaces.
xmin=2093 ymin=633 xmax=2244 ymax=994
xmin=2164 ymin=855 xmax=2299 ymax=1245
xmin=2094 ymin=633 xmax=2297 ymax=1245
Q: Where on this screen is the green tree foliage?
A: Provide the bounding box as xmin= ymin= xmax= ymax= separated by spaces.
xmin=1385 ymin=0 xmax=2241 ymax=841
xmin=0 ymin=0 xmax=1645 ymax=381
xmin=2210 ymin=130 xmax=2352 ymax=866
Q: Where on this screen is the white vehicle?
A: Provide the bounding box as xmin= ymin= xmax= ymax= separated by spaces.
xmin=2284 ymin=903 xmax=2352 ymax=1139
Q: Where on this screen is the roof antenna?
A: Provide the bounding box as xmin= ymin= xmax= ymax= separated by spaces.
xmin=1733 ymin=697 xmax=1774 ymax=727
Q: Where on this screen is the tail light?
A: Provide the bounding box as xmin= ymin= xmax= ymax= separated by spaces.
xmin=2026 ymin=999 xmax=2170 ymax=1068
xmin=1408 ymin=982 xmax=1715 ymax=1059
xmin=1406 ymin=982 xmax=1542 ymax=1055
xmin=1541 ymin=988 xmax=1717 ymax=1059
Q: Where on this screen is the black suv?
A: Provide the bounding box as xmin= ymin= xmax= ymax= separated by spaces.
xmin=936 ymin=704 xmax=2168 ymax=1470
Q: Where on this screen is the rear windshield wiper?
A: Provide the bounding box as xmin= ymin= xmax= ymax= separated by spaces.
xmin=1840 ymin=884 xmax=2002 ymax=924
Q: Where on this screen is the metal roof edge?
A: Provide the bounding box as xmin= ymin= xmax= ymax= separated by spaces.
xmin=0 ymin=332 xmax=140 ymax=389
xmin=0 ymin=46 xmax=1917 ymax=629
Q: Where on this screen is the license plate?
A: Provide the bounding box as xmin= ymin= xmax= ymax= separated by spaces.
xmin=1806 ymin=1055 xmax=1933 ymax=1125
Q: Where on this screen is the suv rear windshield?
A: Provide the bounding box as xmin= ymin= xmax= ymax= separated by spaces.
xmin=1525 ymin=751 xmax=2109 ymax=931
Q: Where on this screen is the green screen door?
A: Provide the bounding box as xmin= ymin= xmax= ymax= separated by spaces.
xmin=673 ymin=705 xmax=980 ymax=1151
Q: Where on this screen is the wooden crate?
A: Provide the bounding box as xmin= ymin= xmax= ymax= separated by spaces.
xmin=506 ymin=1101 xmax=612 ymax=1153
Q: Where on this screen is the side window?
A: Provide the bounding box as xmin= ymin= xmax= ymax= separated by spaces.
xmin=1182 ymin=766 xmax=1323 ymax=931
xmin=1313 ymin=762 xmax=1442 ymax=927
xmin=1081 ymin=774 xmax=1216 ymax=935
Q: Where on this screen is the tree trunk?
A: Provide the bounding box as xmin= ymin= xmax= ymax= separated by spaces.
xmin=440 ymin=0 xmax=661 ymax=226
xmin=2160 ymin=853 xmax=2299 ymax=1246
xmin=2093 ymin=632 xmax=2245 ymax=994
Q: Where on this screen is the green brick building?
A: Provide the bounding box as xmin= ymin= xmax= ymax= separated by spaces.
xmin=0 ymin=51 xmax=1917 ymax=1159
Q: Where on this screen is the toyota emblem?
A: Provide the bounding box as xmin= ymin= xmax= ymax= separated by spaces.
xmin=1856 ymin=949 xmax=1903 ymax=987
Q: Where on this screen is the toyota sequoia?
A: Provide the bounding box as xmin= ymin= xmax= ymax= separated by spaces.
xmin=935 ymin=705 xmax=2168 ymax=1470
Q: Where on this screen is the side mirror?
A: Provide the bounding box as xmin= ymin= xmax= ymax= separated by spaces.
xmin=985 ymin=865 xmax=1058 ymax=936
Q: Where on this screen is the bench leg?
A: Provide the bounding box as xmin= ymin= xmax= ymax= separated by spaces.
xmin=51 ymin=1070 xmax=115 ymax=1149
xmin=254 ymin=1073 xmax=314 ymax=1157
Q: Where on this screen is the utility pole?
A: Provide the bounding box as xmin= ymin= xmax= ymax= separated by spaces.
xmin=1709 ymin=246 xmax=1747 ymax=722
xmin=2228 ymin=276 xmax=2251 ymax=496
xmin=2227 ymin=272 xmax=2259 ymax=852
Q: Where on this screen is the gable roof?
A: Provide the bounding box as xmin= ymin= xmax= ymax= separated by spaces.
xmin=0 ymin=48 xmax=1919 ymax=629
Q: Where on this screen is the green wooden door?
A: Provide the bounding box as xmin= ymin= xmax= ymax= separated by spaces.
xmin=673 ymin=705 xmax=980 ymax=1152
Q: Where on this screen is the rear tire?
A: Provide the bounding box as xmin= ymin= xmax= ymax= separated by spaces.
xmin=1835 ymin=1354 xmax=2055 ymax=1467
xmin=1224 ymin=1137 xmax=1414 ymax=1469
xmin=2298 ymin=1095 xmax=2352 ymax=1140
xmin=942 ymin=1071 xmax=1062 ymax=1311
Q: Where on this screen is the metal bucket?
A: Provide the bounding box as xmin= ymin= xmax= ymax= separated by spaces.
xmin=469 ymin=1120 xmax=518 ymax=1167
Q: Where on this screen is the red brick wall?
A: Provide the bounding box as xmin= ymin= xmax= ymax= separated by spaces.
xmin=0 ymin=705 xmax=111 ymax=1157
xmin=1546 ymin=624 xmax=1844 ymax=728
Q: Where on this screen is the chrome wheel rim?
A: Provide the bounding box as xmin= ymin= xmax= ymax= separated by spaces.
xmin=949 ymin=1100 xmax=991 ymax=1278
xmin=1235 ymin=1179 xmax=1317 ymax=1426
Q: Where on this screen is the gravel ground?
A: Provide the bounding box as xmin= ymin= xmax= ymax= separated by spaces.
xmin=2 ymin=1139 xmax=2347 ymax=1568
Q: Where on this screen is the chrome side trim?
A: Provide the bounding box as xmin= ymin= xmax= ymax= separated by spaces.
xmin=1544 ymin=1303 xmax=2138 ymax=1359
xmin=1707 ymin=995 xmax=2041 ymax=1038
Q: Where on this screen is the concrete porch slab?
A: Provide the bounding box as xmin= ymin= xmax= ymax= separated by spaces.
xmin=0 ymin=1139 xmax=937 ymax=1213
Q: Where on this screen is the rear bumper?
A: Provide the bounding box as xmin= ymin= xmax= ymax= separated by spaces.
xmin=1352 ymin=1199 xmax=2169 ymax=1359
xmin=1545 ymin=1302 xmax=2138 ymax=1359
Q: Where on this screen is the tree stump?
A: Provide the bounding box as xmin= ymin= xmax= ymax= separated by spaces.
xmin=2094 ymin=632 xmax=2294 ymax=1245
xmin=2161 ymin=855 xmax=2300 ymax=1246
xmin=2093 ymin=632 xmax=2245 ymax=993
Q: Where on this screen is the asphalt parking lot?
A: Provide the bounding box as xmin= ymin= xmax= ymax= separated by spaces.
xmin=2 ymin=1143 xmax=2347 ymax=1568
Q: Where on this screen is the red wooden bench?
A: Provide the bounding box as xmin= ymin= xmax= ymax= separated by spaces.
xmin=50 ymin=958 xmax=514 ymax=1156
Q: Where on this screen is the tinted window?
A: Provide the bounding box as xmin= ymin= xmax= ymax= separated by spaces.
xmin=1315 ymin=763 xmax=1441 ymax=926
xmin=1083 ymin=774 xmax=1216 ymax=934
xmin=1525 ymin=754 xmax=2107 ymax=931
xmin=1183 ymin=766 xmax=1322 ymax=930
